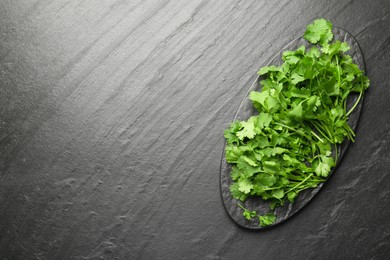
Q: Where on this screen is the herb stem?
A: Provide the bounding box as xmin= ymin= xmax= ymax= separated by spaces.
xmin=286 ymin=173 xmax=314 ymax=193
xmin=311 ymin=122 xmax=333 ymax=143
xmin=346 ymin=91 xmax=363 ymax=116
xmin=237 ymin=204 xmax=247 ymax=211
xmin=310 ymin=130 xmax=324 ymax=143
xmin=274 ymin=122 xmax=307 ymax=137
xmin=318 ymin=120 xmax=333 ymax=140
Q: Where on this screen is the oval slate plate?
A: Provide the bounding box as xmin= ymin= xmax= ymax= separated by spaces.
xmin=220 ymin=27 xmax=366 ymax=229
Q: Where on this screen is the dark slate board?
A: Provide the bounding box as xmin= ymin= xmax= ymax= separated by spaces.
xmin=220 ymin=27 xmax=365 ymax=229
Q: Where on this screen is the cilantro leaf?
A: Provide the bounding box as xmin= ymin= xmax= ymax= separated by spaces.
xmin=256 ymin=113 xmax=273 ymax=129
xmin=230 ymin=183 xmax=247 ymax=201
xmin=230 ymin=166 xmax=242 ymax=181
xmin=257 ymin=65 xmax=281 ymax=75
xmin=259 ymin=213 xmax=276 ymax=227
xmin=225 ymin=146 xmax=245 ymax=163
xmin=288 ymin=103 xmax=303 ymax=120
xmin=238 ymin=178 xmax=253 ymax=194
xmin=287 ymin=191 xmax=298 ymax=203
xmin=243 ymin=210 xmax=257 ymax=220
xmin=291 ymin=73 xmax=305 ymax=84
xmin=304 ymin=19 xmax=333 ymax=46
xmin=254 ymin=174 xmax=276 ymax=187
xmin=314 ymin=161 xmax=331 ymax=177
xmin=272 ymin=189 xmax=284 ymax=199
xmin=250 ymin=91 xmax=267 ymax=111
xmin=236 ymin=119 xmax=256 ymax=140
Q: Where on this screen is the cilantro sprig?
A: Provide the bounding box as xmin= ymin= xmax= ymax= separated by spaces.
xmin=224 ymin=19 xmax=370 ymax=227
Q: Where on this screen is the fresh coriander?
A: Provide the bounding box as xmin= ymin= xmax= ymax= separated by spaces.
xmin=225 ymin=19 xmax=370 ymax=227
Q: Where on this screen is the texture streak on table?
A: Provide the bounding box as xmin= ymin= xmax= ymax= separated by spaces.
xmin=1 ymin=0 xmax=390 ymax=259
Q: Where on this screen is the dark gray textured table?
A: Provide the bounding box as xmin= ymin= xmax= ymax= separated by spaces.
xmin=1 ymin=1 xmax=389 ymax=259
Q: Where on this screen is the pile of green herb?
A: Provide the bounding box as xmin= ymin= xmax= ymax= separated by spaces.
xmin=224 ymin=19 xmax=369 ymax=227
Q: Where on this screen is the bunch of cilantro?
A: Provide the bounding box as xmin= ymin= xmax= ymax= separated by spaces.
xmin=224 ymin=19 xmax=369 ymax=227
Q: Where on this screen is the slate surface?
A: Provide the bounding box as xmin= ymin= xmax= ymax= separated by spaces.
xmin=1 ymin=0 xmax=390 ymax=259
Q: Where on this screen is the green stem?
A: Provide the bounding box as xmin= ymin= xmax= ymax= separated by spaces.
xmin=346 ymin=91 xmax=363 ymax=117
xmin=274 ymin=122 xmax=307 ymax=137
xmin=263 ymin=187 xmax=283 ymax=191
xmin=286 ymin=173 xmax=314 ymax=193
xmin=310 ymin=130 xmax=324 ymax=143
xmin=311 ymin=122 xmax=333 ymax=143
xmin=344 ymin=98 xmax=347 ymax=114
xmin=318 ymin=120 xmax=333 ymax=140
xmin=237 ymin=204 xmax=247 ymax=211
xmin=336 ymin=56 xmax=341 ymax=105
xmin=336 ymin=56 xmax=341 ymax=85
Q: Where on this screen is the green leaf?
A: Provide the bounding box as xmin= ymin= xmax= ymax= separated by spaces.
xmin=320 ymin=154 xmax=335 ymax=168
xmin=260 ymin=147 xmax=288 ymax=157
xmin=290 ymin=87 xmax=311 ymax=98
xmin=257 ymin=113 xmax=273 ymax=129
xmin=258 ymin=65 xmax=281 ymax=75
xmin=351 ymin=75 xmax=370 ymax=92
xmin=243 ymin=209 xmax=257 ymax=220
xmin=323 ymin=78 xmax=340 ymax=96
xmin=272 ymin=189 xmax=285 ymax=199
xmin=304 ymin=19 xmax=333 ymax=46
xmin=254 ymin=174 xmax=277 ymax=187
xmin=242 ymin=155 xmax=258 ymax=166
xmin=236 ymin=157 xmax=261 ymax=178
xmin=314 ymin=161 xmax=331 ymax=177
xmin=236 ymin=119 xmax=256 ymax=140
xmin=259 ymin=213 xmax=276 ymax=227
xmin=305 ymin=95 xmax=321 ymax=112
xmin=252 ymin=184 xmax=265 ymax=195
xmin=307 ymin=47 xmax=320 ymax=58
xmin=238 ymin=178 xmax=253 ymax=194
xmin=230 ymin=166 xmax=242 ymax=181
xmin=224 ymin=121 xmax=242 ymax=144
xmin=230 ymin=183 xmax=247 ymax=201
xmin=225 ymin=146 xmax=245 ymax=163
xmin=266 ymin=96 xmax=280 ymax=111
xmin=322 ymin=41 xmax=350 ymax=56
xmin=291 ymin=73 xmax=305 ymax=84
xmin=314 ymin=155 xmax=335 ymax=178
xmin=263 ymin=160 xmax=279 ymax=174
xmin=287 ymin=191 xmax=298 ymax=203
xmin=288 ymin=103 xmax=303 ymax=120
xmin=250 ymin=91 xmax=267 ymax=110
xmin=283 ymin=50 xmax=302 ymax=64
xmin=253 ymin=135 xmax=270 ymax=148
